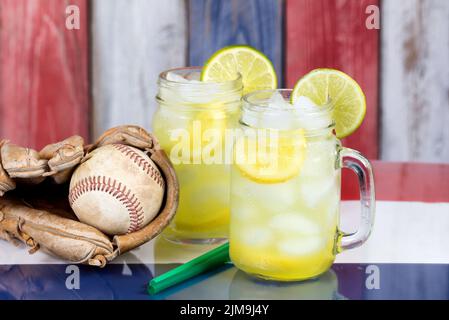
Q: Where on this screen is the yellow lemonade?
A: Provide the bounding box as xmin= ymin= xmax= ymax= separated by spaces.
xmin=231 ymin=134 xmax=340 ymax=280
xmin=230 ymin=90 xmax=341 ymax=281
xmin=153 ymin=67 xmax=242 ymax=243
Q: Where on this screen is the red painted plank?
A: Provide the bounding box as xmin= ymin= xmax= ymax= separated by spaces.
xmin=0 ymin=0 xmax=89 ymax=150
xmin=342 ymin=161 xmax=449 ymax=203
xmin=286 ymin=0 xmax=379 ymax=159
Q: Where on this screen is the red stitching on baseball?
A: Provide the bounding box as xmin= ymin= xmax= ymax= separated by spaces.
xmin=111 ymin=144 xmax=165 ymax=188
xmin=69 ymin=176 xmax=144 ymax=233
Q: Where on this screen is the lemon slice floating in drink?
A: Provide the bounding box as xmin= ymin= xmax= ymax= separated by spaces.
xmin=235 ymin=131 xmax=306 ymax=184
xmin=291 ymin=68 xmax=366 ymax=139
xmin=201 ymin=45 xmax=278 ymax=94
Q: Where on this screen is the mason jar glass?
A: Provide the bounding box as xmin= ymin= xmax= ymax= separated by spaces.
xmin=230 ymin=89 xmax=375 ymax=281
xmin=153 ymin=67 xmax=243 ymax=244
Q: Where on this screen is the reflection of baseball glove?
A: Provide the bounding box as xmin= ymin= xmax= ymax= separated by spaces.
xmin=0 ymin=126 xmax=179 ymax=267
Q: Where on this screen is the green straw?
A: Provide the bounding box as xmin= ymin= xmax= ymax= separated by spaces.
xmin=148 ymin=242 xmax=230 ymax=295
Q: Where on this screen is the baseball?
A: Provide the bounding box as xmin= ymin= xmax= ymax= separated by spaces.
xmin=69 ymin=144 xmax=165 ymax=235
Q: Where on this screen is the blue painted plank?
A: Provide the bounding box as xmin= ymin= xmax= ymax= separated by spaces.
xmin=188 ymin=0 xmax=284 ymax=85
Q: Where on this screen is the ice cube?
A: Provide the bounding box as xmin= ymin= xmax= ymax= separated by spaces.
xmin=231 ymin=196 xmax=258 ymax=221
xmin=301 ymin=139 xmax=336 ymax=177
xmin=157 ymin=107 xmax=191 ymax=132
xmin=235 ymin=178 xmax=298 ymax=213
xmin=166 ymin=71 xmax=201 ymax=83
xmin=326 ymin=197 xmax=339 ymax=226
xmin=298 ymin=113 xmax=332 ymax=131
xmin=257 ymin=114 xmax=293 ymax=130
xmin=255 ymin=92 xmax=296 ymax=129
xmin=165 ymin=71 xmax=218 ymax=104
xmin=277 ymin=236 xmax=324 ymax=256
xmin=293 ymin=96 xmax=332 ymax=130
xmin=235 ymin=226 xmax=273 ymax=246
xmin=299 ymin=177 xmax=336 ymax=208
xmin=269 ymin=212 xmax=321 ymax=235
xmin=166 ymin=71 xmax=189 ymax=83
xmin=293 ymin=95 xmax=318 ymax=110
xmin=268 ymin=91 xmax=292 ymax=109
xmin=184 ymin=71 xmax=201 ymax=81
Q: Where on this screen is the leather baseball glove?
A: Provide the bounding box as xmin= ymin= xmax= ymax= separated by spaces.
xmin=0 ymin=126 xmax=179 ymax=267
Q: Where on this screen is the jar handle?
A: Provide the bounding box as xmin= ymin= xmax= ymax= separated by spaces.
xmin=337 ymin=147 xmax=375 ymax=252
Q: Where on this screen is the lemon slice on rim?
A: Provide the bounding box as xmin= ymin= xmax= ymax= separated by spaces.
xmin=201 ymin=45 xmax=277 ymax=94
xmin=291 ymin=68 xmax=366 ymax=139
xmin=235 ymin=130 xmax=306 ymax=184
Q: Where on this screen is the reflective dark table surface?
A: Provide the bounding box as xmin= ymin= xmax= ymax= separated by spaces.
xmin=1 ymin=263 xmax=448 ymax=300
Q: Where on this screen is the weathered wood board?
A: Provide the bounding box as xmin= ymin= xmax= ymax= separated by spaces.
xmin=188 ymin=0 xmax=284 ymax=84
xmin=0 ymin=0 xmax=89 ymax=149
xmin=381 ymin=0 xmax=449 ymax=163
xmin=286 ymin=0 xmax=380 ymax=159
xmin=91 ymin=0 xmax=187 ymax=138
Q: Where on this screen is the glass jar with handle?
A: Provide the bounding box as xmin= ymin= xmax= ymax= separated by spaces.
xmin=230 ymin=89 xmax=375 ymax=281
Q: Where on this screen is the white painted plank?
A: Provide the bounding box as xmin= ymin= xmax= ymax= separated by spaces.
xmin=2 ymin=201 xmax=449 ymax=265
xmin=336 ymin=201 xmax=449 ymax=264
xmin=91 ymin=0 xmax=187 ymax=138
xmin=381 ymin=0 xmax=449 ymax=162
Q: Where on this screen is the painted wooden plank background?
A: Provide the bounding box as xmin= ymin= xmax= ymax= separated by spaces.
xmin=342 ymin=161 xmax=449 ymax=203
xmin=0 ymin=0 xmax=89 ymax=150
xmin=381 ymin=0 xmax=449 ymax=163
xmin=188 ymin=0 xmax=284 ymax=84
xmin=286 ymin=0 xmax=380 ymax=160
xmin=1 ymin=0 xmax=448 ymax=164
xmin=91 ymin=0 xmax=187 ymax=138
